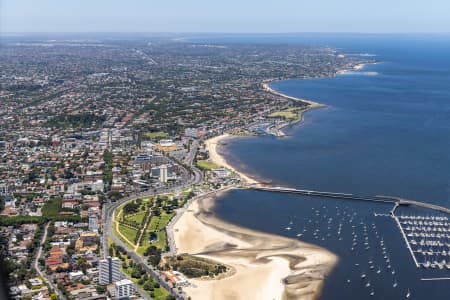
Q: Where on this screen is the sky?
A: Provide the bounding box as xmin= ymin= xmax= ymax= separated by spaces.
xmin=2 ymin=0 xmax=450 ymax=33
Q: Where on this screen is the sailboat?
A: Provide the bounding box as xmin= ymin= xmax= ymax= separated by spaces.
xmin=406 ymin=288 xmax=411 ymax=298
xmin=376 ymin=266 xmax=381 ymax=274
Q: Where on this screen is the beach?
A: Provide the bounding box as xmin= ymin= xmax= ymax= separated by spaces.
xmin=204 ymin=133 xmax=259 ymax=185
xmin=173 ymin=189 xmax=338 ymax=300
xmin=262 ymin=82 xmax=325 ymax=110
xmin=172 ymin=85 xmax=337 ymax=299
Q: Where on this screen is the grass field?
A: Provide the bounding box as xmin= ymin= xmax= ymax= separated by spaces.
xmin=196 ymin=160 xmax=220 ymax=170
xmin=126 ymin=211 xmax=146 ymax=225
xmin=137 ymin=211 xmax=175 ymax=255
xmin=118 ymin=224 xmax=138 ymax=243
xmin=42 ymin=198 xmax=62 ymax=218
xmin=268 ymin=108 xmax=299 ymax=119
xmin=144 ymin=131 xmax=169 ymax=139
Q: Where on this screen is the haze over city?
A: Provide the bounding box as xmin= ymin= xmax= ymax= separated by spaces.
xmin=2 ymin=0 xmax=450 ymax=33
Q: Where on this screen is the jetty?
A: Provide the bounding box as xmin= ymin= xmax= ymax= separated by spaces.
xmin=248 ymin=185 xmax=450 ymax=215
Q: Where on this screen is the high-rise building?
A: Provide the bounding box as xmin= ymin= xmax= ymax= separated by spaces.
xmin=89 ymin=214 xmax=99 ymax=233
xmin=99 ymin=256 xmax=121 ymax=285
xmin=159 ymin=164 xmax=168 ymax=183
xmin=0 ymin=184 xmax=8 ymax=196
xmin=114 ymin=279 xmax=134 ymax=299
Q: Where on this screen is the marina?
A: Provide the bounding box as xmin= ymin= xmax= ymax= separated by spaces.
xmin=215 ymin=188 xmax=450 ymax=299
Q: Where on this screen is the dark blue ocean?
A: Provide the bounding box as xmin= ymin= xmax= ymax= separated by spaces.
xmin=192 ymin=34 xmax=450 ymax=299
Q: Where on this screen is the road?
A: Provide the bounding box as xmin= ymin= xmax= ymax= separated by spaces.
xmin=102 ymin=155 xmax=203 ymax=300
xmin=101 ymin=140 xmax=205 ymax=299
xmin=33 ymin=222 xmax=66 ymax=300
xmin=106 ymin=200 xmax=184 ymax=300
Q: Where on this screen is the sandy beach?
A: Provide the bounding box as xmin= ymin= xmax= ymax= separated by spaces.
xmin=173 ymin=83 xmax=338 ymax=299
xmin=205 ymin=134 xmax=259 ymax=185
xmin=262 ymin=82 xmax=325 ymax=109
xmin=173 ymin=189 xmax=338 ymax=300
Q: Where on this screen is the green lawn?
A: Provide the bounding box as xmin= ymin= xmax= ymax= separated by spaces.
xmin=42 ymin=198 xmax=62 ymax=218
xmin=118 ymin=224 xmax=138 ymax=243
xmin=268 ymin=109 xmax=298 ymax=119
xmin=196 ymin=160 xmax=220 ymax=170
xmin=144 ymin=131 xmax=169 ymax=139
xmin=126 ymin=211 xmax=146 ymax=225
xmin=137 ymin=211 xmax=175 ymax=254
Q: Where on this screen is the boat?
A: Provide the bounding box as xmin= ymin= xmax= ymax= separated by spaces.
xmin=393 ymin=281 xmax=398 ymax=288
xmin=361 ymin=273 xmax=366 ymax=279
xmin=376 ymin=266 xmax=381 ymax=274
xmin=406 ymin=289 xmax=411 ymax=298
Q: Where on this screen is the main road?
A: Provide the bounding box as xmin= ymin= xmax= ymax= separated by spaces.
xmin=102 ymin=155 xmax=203 ymax=299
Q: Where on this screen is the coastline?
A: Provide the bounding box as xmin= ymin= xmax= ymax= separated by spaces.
xmin=173 ymin=189 xmax=338 ymax=300
xmin=204 ymin=133 xmax=259 ymax=185
xmin=262 ymin=81 xmax=326 ymax=136
xmin=170 ymin=80 xmax=339 ymax=299
xmin=262 ymin=82 xmax=325 ymax=110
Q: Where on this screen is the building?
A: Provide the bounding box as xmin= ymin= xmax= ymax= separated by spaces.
xmin=89 ymin=214 xmax=99 ymax=233
xmin=0 ymin=184 xmax=8 ymax=196
xmin=155 ymin=139 xmax=177 ymax=152
xmin=99 ymin=256 xmax=121 ymax=285
xmin=69 ymin=270 xmax=84 ymax=281
xmin=184 ymin=128 xmax=198 ymax=138
xmin=114 ymin=279 xmax=134 ymax=299
xmin=159 ymin=164 xmax=168 ymax=183
xmin=162 ymin=270 xmax=189 ymax=287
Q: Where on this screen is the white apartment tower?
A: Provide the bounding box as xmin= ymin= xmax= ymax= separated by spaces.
xmin=89 ymin=214 xmax=99 ymax=233
xmin=99 ymin=256 xmax=121 ymax=285
xmin=159 ymin=164 xmax=168 ymax=183
xmin=114 ymin=279 xmax=134 ymax=299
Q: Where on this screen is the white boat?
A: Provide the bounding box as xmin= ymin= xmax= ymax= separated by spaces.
xmin=406 ymin=289 xmax=411 ymax=298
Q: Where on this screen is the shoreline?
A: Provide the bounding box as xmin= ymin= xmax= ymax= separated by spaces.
xmin=173 ymin=188 xmax=338 ymax=300
xmin=262 ymin=81 xmax=326 ymax=136
xmin=174 ymin=67 xmax=372 ymax=298
xmin=204 ymin=133 xmax=260 ymax=185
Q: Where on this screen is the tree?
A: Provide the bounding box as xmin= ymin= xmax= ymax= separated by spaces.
xmin=143 ymin=281 xmax=152 ymax=291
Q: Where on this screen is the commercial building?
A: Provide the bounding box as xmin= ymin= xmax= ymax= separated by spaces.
xmin=99 ymin=256 xmax=121 ymax=285
xmin=114 ymin=279 xmax=134 ymax=299
xmin=156 ymin=139 xmax=177 ymax=152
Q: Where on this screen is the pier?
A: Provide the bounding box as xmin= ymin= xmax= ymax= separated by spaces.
xmin=248 ymin=185 xmax=450 ymax=215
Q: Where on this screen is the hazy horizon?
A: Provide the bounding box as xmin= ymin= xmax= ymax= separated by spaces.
xmin=2 ymin=0 xmax=450 ymax=33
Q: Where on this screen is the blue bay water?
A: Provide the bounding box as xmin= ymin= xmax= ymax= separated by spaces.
xmin=194 ymin=34 xmax=450 ymax=299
